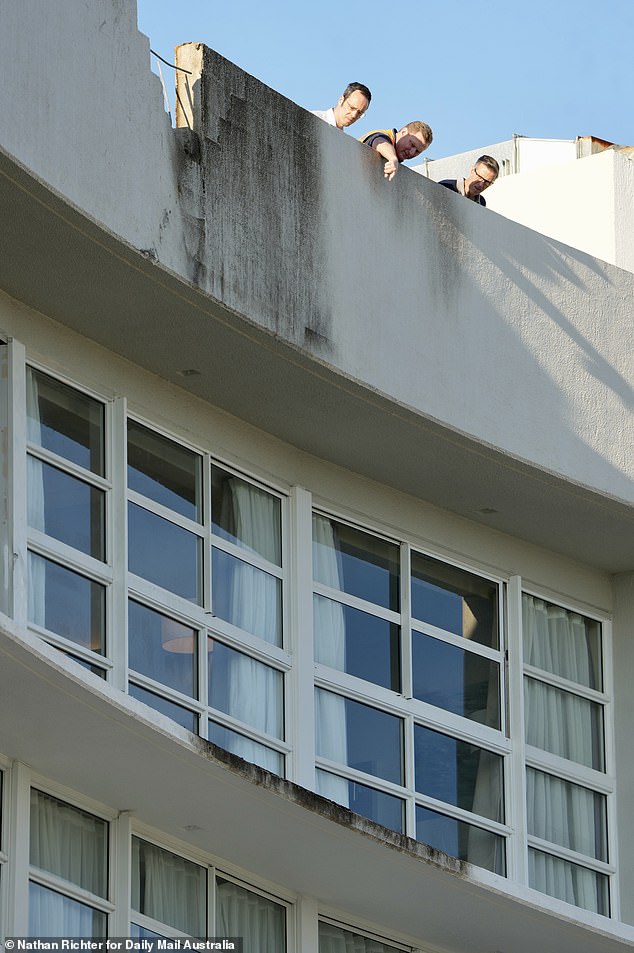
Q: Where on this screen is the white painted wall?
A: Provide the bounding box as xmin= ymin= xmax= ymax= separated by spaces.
xmin=1 ymin=4 xmax=632 ymax=511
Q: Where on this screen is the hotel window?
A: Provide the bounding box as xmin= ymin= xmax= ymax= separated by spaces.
xmin=522 ymin=594 xmax=611 ymax=915
xmin=216 ymin=875 xmax=287 ymax=953
xmin=319 ymin=920 xmax=409 ymax=953
xmin=313 ymin=513 xmax=507 ymax=874
xmin=127 ymin=420 xmax=288 ymax=775
xmin=29 ymin=789 xmax=109 ymax=937
xmin=25 ymin=367 xmax=109 ymax=672
xmin=130 ymin=836 xmax=206 ymax=938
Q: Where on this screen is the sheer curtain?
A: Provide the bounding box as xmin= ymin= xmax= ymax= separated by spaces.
xmin=131 ymin=837 xmax=205 ymax=936
xmin=216 ymin=879 xmax=285 ymax=953
xmin=522 ymin=595 xmax=603 ymax=911
xmin=29 ymin=790 xmax=107 ymax=936
xmin=313 ymin=515 xmax=348 ymax=806
xmin=218 ymin=478 xmax=282 ymax=768
xmin=318 ymin=921 xmax=400 ymax=953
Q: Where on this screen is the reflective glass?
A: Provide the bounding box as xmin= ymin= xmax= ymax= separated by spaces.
xmin=416 ymin=805 xmax=505 ymax=875
xmin=132 ymin=836 xmax=206 ymax=935
xmin=528 ymin=848 xmax=609 ymax=916
xmin=411 ymin=553 xmax=498 ymax=648
xmin=212 ymin=548 xmax=282 ymax=646
xmin=29 ymin=882 xmax=106 ymax=937
xmin=209 ymin=640 xmax=284 ymax=739
xmin=314 ymin=595 xmax=400 ymax=691
xmin=315 ymin=689 xmax=403 ymax=785
xmin=527 ymin=768 xmax=607 ymax=861
xmin=212 ymin=466 xmax=281 ymax=565
xmin=28 ymin=456 xmax=105 ymax=560
xmin=127 ymin=420 xmax=201 ymax=521
xmin=27 ymin=367 xmax=104 ymax=475
xmin=414 ymin=725 xmax=504 ymax=823
xmin=524 ymin=677 xmax=605 ymax=770
xmin=209 ymin=720 xmax=284 ymax=775
xmin=28 ymin=553 xmax=105 ymax=653
xmin=128 ymin=601 xmax=197 ymax=698
xmin=128 ymin=502 xmax=202 ymax=603
xmin=315 ymin=770 xmax=404 ymax=832
xmin=30 ymin=789 xmax=108 ymax=895
xmin=129 ymin=925 xmax=166 ymax=939
xmin=129 ymin=683 xmax=198 ymax=733
xmin=313 ymin=514 xmax=399 ymax=611
xmin=412 ymin=631 xmax=500 ymax=728
xmin=319 ymin=921 xmax=403 ymax=953
xmin=522 ymin=595 xmax=602 ymax=690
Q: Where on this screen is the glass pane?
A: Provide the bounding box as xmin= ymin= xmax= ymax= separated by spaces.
xmin=527 ymin=768 xmax=607 ymax=861
xmin=129 ymin=924 xmax=166 ymax=939
xmin=27 ymin=367 xmax=104 ymax=475
xmin=216 ymin=877 xmax=286 ymax=953
xmin=128 ymin=502 xmax=202 ymax=603
xmin=412 ymin=631 xmax=500 ymax=728
xmin=212 ymin=466 xmax=281 ymax=565
xmin=524 ymin=677 xmax=605 ymax=770
xmin=411 ymin=553 xmax=498 ymax=648
xmin=128 ymin=420 xmax=201 ymax=521
xmin=313 ymin=514 xmax=399 ymax=611
xmin=28 ymin=552 xmax=105 ymax=653
xmin=319 ymin=920 xmax=402 ymax=953
xmin=212 ymin=548 xmax=282 ymax=646
xmin=314 ymin=595 xmax=400 ymax=692
xmin=414 ymin=726 xmax=504 ymax=823
xmin=28 ymin=456 xmax=105 ymax=560
xmin=29 ymin=882 xmax=106 ymax=937
xmin=65 ymin=653 xmax=107 ymax=678
xmin=416 ymin=805 xmax=505 ymax=875
xmin=128 ymin=600 xmax=197 ymax=698
xmin=132 ymin=836 xmax=206 ymax=935
xmin=522 ymin=595 xmax=602 ymax=690
xmin=30 ymin=789 xmax=108 ymax=896
xmin=209 ymin=640 xmax=284 ymax=739
xmin=529 ymin=848 xmax=609 ymax=916
xmin=315 ymin=689 xmax=403 ymax=785
xmin=129 ymin=682 xmax=198 ymax=733
xmin=209 ymin=720 xmax=284 ymax=775
xmin=319 ymin=921 xmax=403 ymax=953
xmin=316 ymin=770 xmax=404 ymax=832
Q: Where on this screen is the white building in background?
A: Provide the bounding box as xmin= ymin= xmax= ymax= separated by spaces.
xmin=0 ymin=2 xmax=633 ymax=951
xmin=415 ymin=134 xmax=634 ymax=273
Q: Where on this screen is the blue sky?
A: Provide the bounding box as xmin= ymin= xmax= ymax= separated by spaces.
xmin=137 ymin=0 xmax=631 ymax=160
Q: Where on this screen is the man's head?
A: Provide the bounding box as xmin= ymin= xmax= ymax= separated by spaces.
xmin=464 ymin=155 xmax=499 ymax=198
xmin=333 ymin=82 xmax=372 ymax=128
xmin=395 ymin=122 xmax=433 ymax=161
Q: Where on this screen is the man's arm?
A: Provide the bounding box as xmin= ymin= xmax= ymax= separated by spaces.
xmin=373 ymin=140 xmax=399 ymax=180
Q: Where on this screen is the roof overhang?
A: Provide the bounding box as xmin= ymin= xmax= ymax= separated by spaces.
xmin=2 ymin=616 xmax=633 ymax=953
xmin=0 ymin=146 xmax=631 ymax=573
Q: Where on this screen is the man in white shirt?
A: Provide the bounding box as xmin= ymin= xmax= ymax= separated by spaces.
xmin=311 ymin=82 xmax=372 ymax=130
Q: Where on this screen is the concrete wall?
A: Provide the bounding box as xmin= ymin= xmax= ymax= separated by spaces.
xmin=1 ymin=2 xmax=633 ymax=510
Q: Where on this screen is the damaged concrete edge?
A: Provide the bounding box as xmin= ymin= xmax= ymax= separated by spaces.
xmin=0 ymin=611 xmax=466 ymax=879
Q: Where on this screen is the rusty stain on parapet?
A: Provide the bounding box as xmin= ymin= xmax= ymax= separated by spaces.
xmin=192 ymin=733 xmax=468 ymax=878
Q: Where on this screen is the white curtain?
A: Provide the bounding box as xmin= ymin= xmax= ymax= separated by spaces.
xmin=217 ymin=879 xmax=285 ymax=953
xmin=215 ymin=478 xmax=283 ymax=768
xmin=225 ymin=478 xmax=281 ymax=645
xmin=131 ymin=837 xmax=205 ymax=936
xmin=318 ymin=921 xmax=401 ymax=953
xmin=313 ymin=515 xmax=348 ymax=806
xmin=29 ymin=790 xmax=107 ymax=936
xmin=522 ymin=595 xmax=603 ymax=910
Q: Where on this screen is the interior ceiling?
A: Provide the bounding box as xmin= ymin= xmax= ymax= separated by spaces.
xmin=0 ymin=146 xmax=632 ymax=574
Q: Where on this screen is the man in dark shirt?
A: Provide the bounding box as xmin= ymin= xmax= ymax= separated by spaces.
xmin=439 ymin=155 xmax=499 ymax=206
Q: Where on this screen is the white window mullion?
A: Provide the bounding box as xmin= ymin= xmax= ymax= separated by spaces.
xmin=602 ymin=619 xmax=620 ymax=918
xmin=288 ymin=485 xmax=314 ymax=789
xmin=110 ymin=396 xmax=128 ymax=692
xmin=8 ymin=340 xmax=27 ymax=626
xmin=110 ymin=810 xmax=132 ymax=936
xmin=5 ymin=761 xmax=31 ymax=936
xmin=506 ymin=574 xmax=528 ymax=885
